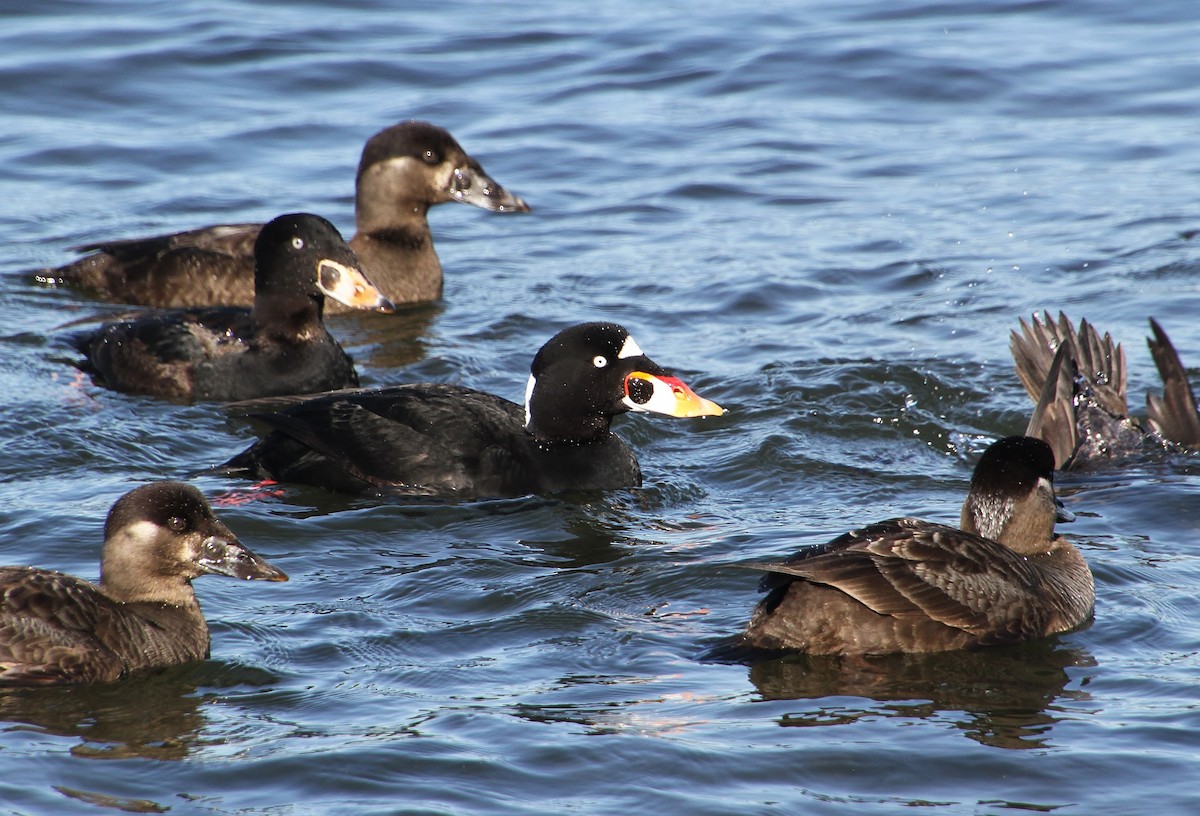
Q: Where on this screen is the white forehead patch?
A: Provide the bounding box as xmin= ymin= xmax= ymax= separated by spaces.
xmin=617 ymin=334 xmax=644 ymax=359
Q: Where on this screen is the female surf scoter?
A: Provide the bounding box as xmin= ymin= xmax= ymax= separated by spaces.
xmin=38 ymin=121 xmax=530 ymax=310
xmin=1011 ymin=311 xmax=1200 ymax=468
xmin=736 ymin=436 xmax=1094 ymax=655
xmin=70 ymin=213 xmax=394 ymax=402
xmin=0 ymin=481 xmax=287 ymax=685
xmin=222 ymin=322 xmax=725 ymax=498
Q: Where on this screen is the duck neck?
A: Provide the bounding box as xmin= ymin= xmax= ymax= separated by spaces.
xmin=251 ymin=290 xmax=325 ymax=343
xmin=960 ymin=490 xmax=1057 ymax=555
xmin=99 ymin=530 xmax=202 ymax=608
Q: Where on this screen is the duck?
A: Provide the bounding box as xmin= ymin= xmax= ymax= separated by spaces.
xmin=0 ymin=481 xmax=287 ymax=685
xmin=69 ymin=213 xmax=394 ymax=402
xmin=37 ymin=120 xmax=531 ymax=310
xmin=735 ymin=436 xmax=1094 ymax=655
xmin=1010 ymin=311 xmax=1200 ymax=469
xmin=220 ymin=322 xmax=726 ymax=499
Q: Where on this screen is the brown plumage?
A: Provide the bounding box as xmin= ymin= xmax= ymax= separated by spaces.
xmin=0 ymin=482 xmax=287 ymax=685
xmin=737 ymin=436 xmax=1094 ymax=655
xmin=1011 ymin=311 xmax=1200 ymax=468
xmin=37 ymin=121 xmax=530 ymax=310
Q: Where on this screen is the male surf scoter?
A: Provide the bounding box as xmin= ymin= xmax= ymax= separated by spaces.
xmin=222 ymin=322 xmax=725 ymax=499
xmin=38 ymin=120 xmax=530 ymax=310
xmin=735 ymin=436 xmax=1094 ymax=655
xmin=70 ymin=213 xmax=394 ymax=402
xmin=1010 ymin=311 xmax=1200 ymax=469
xmin=0 ymin=481 xmax=287 ymax=685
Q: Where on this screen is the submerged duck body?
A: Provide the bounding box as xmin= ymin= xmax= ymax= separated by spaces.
xmin=38 ymin=121 xmax=530 ymax=310
xmin=0 ymin=482 xmax=286 ymax=686
xmin=222 ymin=322 xmax=725 ymax=499
xmin=70 ymin=213 xmax=393 ymax=402
xmin=738 ymin=436 xmax=1094 ymax=656
xmin=1011 ymin=311 xmax=1200 ymax=469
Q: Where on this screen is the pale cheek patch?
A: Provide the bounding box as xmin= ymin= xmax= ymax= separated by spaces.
xmin=127 ymin=519 xmax=163 ymax=546
xmin=617 ymin=334 xmax=644 ymax=359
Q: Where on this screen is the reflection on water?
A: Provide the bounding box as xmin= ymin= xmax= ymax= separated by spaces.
xmin=747 ymin=640 xmax=1096 ymax=750
xmin=0 ymin=661 xmax=274 ymax=761
xmin=0 ymin=671 xmax=206 ymax=760
xmin=327 ymin=300 xmax=441 ymax=376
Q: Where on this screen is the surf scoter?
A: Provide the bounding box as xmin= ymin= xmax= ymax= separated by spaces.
xmin=736 ymin=436 xmax=1093 ymax=655
xmin=221 ymin=322 xmax=725 ymax=498
xmin=70 ymin=213 xmax=394 ymax=402
xmin=38 ymin=120 xmax=530 ymax=310
xmin=0 ymin=481 xmax=287 ymax=685
xmin=1010 ymin=311 xmax=1200 ymax=469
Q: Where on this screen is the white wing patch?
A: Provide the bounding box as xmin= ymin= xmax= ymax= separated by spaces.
xmin=617 ymin=334 xmax=644 ymax=359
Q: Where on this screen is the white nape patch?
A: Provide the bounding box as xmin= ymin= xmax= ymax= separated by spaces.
xmin=524 ymin=374 xmax=536 ymax=428
xmin=617 ymin=334 xmax=644 ymax=359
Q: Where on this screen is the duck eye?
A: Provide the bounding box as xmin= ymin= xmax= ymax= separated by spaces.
xmin=422 ymin=149 xmax=439 ymax=165
xmin=292 ymin=237 xmax=304 ymax=250
xmin=593 ymin=355 xmax=608 ymax=368
xmin=167 ymin=516 xmax=187 ymax=533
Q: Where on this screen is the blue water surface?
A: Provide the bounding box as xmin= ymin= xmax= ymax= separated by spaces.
xmin=2 ymin=1 xmax=1200 ymax=813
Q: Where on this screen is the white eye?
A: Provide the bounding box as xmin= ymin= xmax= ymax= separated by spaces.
xmin=292 ymin=237 xmax=305 ymax=250
xmin=593 ymin=355 xmax=608 ymax=368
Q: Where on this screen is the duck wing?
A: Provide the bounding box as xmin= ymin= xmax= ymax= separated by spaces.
xmin=746 ymin=518 xmax=1049 ymax=643
xmin=0 ymin=568 xmax=126 ymax=685
xmin=71 ymin=307 xmax=254 ymax=399
xmin=1011 ymin=311 xmax=1128 ymax=415
xmin=245 ymin=384 xmax=530 ymax=496
xmin=1146 ymin=318 xmax=1200 ymax=447
xmin=53 ymin=224 xmax=260 ymax=308
xmin=1024 ymin=342 xmax=1078 ymax=469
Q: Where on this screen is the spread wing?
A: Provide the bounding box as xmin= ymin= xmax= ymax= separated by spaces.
xmin=0 ymin=568 xmax=125 ymax=685
xmin=1146 ymin=318 xmax=1200 ymax=447
xmin=1011 ymin=311 xmax=1128 ymax=415
xmin=746 ymin=518 xmax=1049 ymax=641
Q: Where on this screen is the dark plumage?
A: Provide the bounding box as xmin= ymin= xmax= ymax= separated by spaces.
xmin=0 ymin=482 xmax=287 ymax=685
xmin=37 ymin=121 xmax=530 ymax=310
xmin=222 ymin=322 xmax=725 ymax=499
xmin=69 ymin=213 xmax=393 ymax=402
xmin=1011 ymin=311 xmax=1200 ymax=468
xmin=737 ymin=436 xmax=1094 ymax=655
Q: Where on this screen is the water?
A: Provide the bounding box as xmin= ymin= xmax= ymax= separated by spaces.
xmin=2 ymin=1 xmax=1200 ymax=813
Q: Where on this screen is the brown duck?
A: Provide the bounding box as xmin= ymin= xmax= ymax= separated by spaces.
xmin=38 ymin=120 xmax=530 ymax=310
xmin=737 ymin=436 xmax=1094 ymax=655
xmin=0 ymin=482 xmax=287 ymax=685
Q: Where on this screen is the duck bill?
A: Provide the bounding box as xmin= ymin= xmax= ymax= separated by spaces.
xmin=449 ymin=163 xmax=531 ymax=213
xmin=1055 ymin=496 xmax=1076 ymax=524
xmin=317 ymin=259 xmax=396 ymax=313
xmin=622 ymin=372 xmax=725 ymax=418
xmin=198 ymin=535 xmax=289 ymax=582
